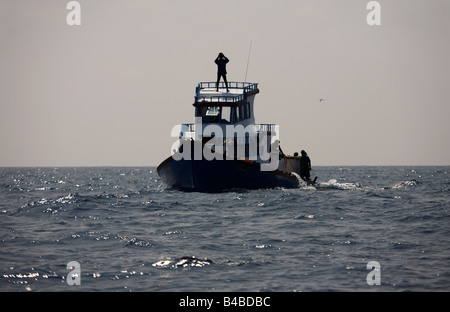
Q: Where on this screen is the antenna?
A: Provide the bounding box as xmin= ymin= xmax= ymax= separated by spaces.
xmin=244 ymin=40 xmax=252 ymax=82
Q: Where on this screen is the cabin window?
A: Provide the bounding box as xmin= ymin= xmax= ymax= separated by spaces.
xmin=196 ymin=106 xmax=220 ymax=123
xmin=196 ymin=106 xmax=233 ymax=123
xmin=235 ymin=106 xmax=240 ymax=121
xmin=246 ymin=102 xmax=251 ymax=119
xmin=206 ymin=106 xmax=220 ymax=116
xmin=221 ymin=106 xmax=231 ymax=123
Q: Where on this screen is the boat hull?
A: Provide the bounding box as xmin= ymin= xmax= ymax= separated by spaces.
xmin=157 ymin=156 xmax=300 ymax=192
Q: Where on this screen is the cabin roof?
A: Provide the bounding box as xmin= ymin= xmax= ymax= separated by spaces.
xmin=193 ymin=81 xmax=259 ymax=107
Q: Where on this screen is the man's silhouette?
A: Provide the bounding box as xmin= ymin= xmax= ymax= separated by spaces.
xmin=215 ymin=52 xmax=229 ymax=92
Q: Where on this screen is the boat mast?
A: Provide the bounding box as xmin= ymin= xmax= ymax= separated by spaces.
xmin=244 ymin=40 xmax=252 ymax=83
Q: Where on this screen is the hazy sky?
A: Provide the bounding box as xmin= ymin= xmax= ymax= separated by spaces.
xmin=1 ymin=0 xmax=449 ymax=166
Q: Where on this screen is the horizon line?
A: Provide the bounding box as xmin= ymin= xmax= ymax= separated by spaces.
xmin=1 ymin=164 xmax=449 ymax=168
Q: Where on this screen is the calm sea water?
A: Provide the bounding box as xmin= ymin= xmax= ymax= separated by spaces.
xmin=0 ymin=166 xmax=449 ymax=292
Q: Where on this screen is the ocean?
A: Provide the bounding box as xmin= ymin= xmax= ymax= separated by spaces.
xmin=0 ymin=166 xmax=449 ymax=292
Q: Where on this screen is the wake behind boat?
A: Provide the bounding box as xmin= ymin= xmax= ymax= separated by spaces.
xmin=157 ymin=81 xmax=317 ymax=192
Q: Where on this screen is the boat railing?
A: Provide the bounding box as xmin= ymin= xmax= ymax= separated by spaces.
xmin=255 ymin=124 xmax=277 ymax=133
xmin=179 ymin=123 xmax=276 ymax=139
xmin=195 ymin=94 xmax=245 ymax=103
xmin=194 ymin=82 xmax=258 ymax=104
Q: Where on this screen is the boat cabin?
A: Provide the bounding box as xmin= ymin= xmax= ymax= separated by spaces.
xmin=175 ymin=81 xmax=279 ymax=162
xmin=193 ymin=81 xmax=259 ymax=126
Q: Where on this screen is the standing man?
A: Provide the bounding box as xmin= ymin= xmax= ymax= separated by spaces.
xmin=215 ymin=52 xmax=229 ymax=92
xmin=299 ymin=150 xmax=312 ymax=181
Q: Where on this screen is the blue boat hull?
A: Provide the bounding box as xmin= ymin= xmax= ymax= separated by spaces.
xmin=157 ymin=156 xmax=300 ymax=192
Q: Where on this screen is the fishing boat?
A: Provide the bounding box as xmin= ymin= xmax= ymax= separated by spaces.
xmin=157 ymin=81 xmax=316 ymax=192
